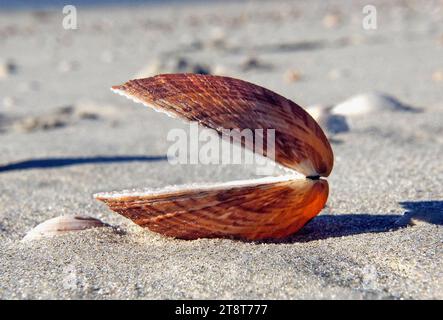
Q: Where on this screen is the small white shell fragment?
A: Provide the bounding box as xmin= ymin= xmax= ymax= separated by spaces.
xmin=331 ymin=92 xmax=416 ymax=116
xmin=395 ymin=211 xmax=443 ymax=227
xmin=212 ymin=64 xmax=231 ymax=76
xmin=0 ymin=64 xmax=8 ymax=79
xmin=284 ymin=69 xmax=302 ymax=83
xmin=305 ymin=104 xmax=331 ymax=120
xmin=0 ymin=60 xmax=16 ymax=79
xmin=22 ymin=215 xmax=107 ymax=242
xmin=322 ymin=12 xmax=342 ymax=29
xmin=432 ymin=70 xmax=443 ymax=82
xmin=306 ymin=104 xmax=349 ymax=136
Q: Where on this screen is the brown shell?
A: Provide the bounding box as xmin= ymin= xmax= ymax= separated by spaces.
xmin=95 ymin=178 xmax=328 ymax=240
xmin=96 ymin=73 xmax=334 ymax=240
xmin=111 ymin=73 xmax=333 ymax=177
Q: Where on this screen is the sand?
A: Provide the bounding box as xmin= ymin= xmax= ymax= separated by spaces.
xmin=0 ymin=0 xmax=442 ymax=299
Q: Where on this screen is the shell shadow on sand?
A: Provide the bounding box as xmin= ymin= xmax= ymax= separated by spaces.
xmin=0 ymin=155 xmax=167 ymax=173
xmin=1 ymin=154 xmax=440 ymax=243
xmin=262 ymin=200 xmax=443 ymax=244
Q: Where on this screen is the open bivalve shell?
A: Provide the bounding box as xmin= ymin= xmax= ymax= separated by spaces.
xmin=94 ymin=74 xmax=333 ymax=240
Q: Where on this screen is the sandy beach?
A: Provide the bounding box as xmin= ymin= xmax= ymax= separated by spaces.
xmin=0 ymin=0 xmax=442 ymax=299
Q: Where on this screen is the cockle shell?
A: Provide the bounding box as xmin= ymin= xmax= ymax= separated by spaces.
xmin=22 ymin=215 xmax=107 ymax=242
xmin=95 ymin=176 xmax=328 ymax=240
xmin=110 ymin=74 xmax=333 ymax=177
xmin=95 ymin=74 xmax=333 ymax=240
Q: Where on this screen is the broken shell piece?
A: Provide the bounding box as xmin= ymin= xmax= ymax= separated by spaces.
xmin=432 ymin=70 xmax=443 ymax=82
xmin=284 ymin=69 xmax=302 ymax=83
xmin=11 ymin=103 xmax=105 ymax=133
xmin=14 ymin=115 xmax=66 ymax=132
xmin=322 ymin=12 xmax=342 ymax=29
xmin=22 ymin=215 xmax=107 ymax=242
xmin=331 ymin=92 xmax=418 ymax=116
xmin=212 ymin=64 xmax=231 ymax=76
xmin=305 ymin=104 xmax=332 ymax=121
xmin=97 ymin=73 xmax=333 ymax=240
xmin=0 ymin=65 xmax=8 ymax=79
xmin=0 ymin=59 xmax=17 ymax=79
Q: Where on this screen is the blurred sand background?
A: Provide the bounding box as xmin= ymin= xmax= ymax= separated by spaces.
xmin=0 ymin=0 xmax=442 ymax=299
